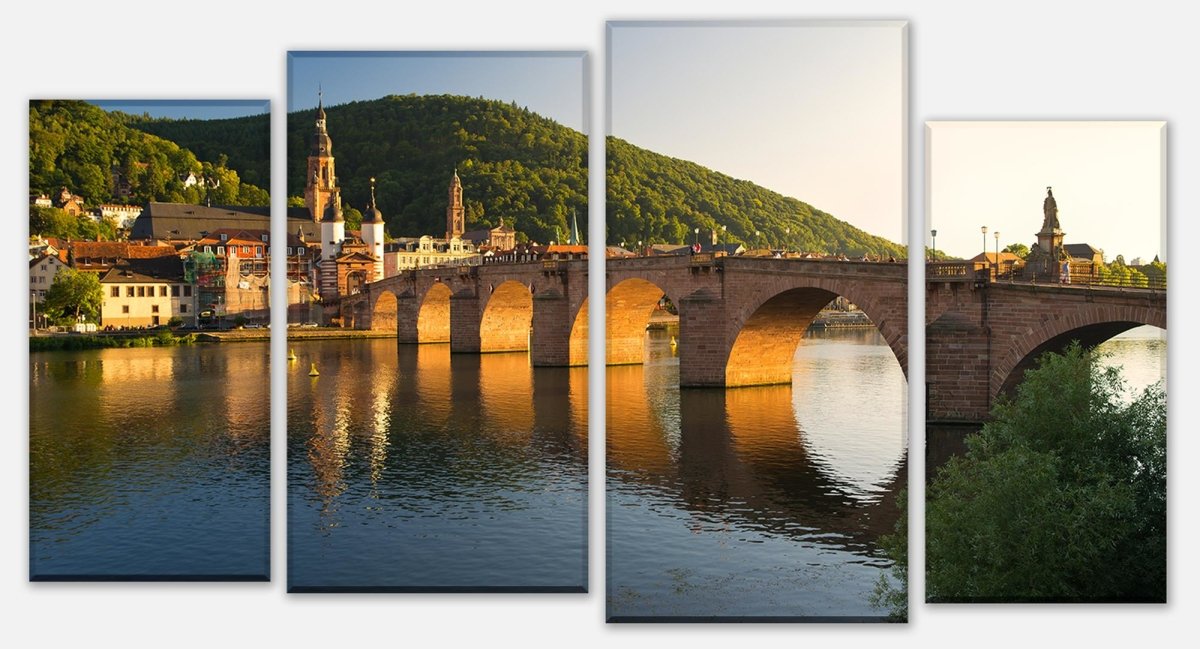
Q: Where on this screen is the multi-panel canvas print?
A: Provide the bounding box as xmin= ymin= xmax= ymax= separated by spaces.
xmin=29 ymin=99 xmax=272 ymax=580
xmin=285 ymin=52 xmax=589 ymax=592
xmin=924 ymin=121 xmax=1167 ymax=603
xmin=605 ymin=21 xmax=909 ymax=621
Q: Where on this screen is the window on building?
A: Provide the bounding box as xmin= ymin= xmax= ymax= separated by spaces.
xmin=216 ymin=246 xmax=224 ymax=255
xmin=256 ymin=246 xmax=263 ymax=258
xmin=126 ymin=286 xmax=134 ymax=297
xmin=137 ymin=286 xmax=145 ymax=297
xmin=39 ymin=276 xmax=45 ymax=284
xmin=183 ymin=286 xmax=192 ymax=297
xmin=205 ymin=246 xmax=212 ymax=254
xmin=152 ymin=305 xmax=159 ymax=314
xmin=122 ymin=305 xmax=130 ymax=314
xmin=242 ymin=246 xmax=250 ymax=255
xmin=261 ymin=234 xmax=268 ymax=242
xmin=180 ymin=304 xmax=188 ymax=313
xmin=220 ymin=233 xmax=228 ymax=241
xmin=159 ymin=286 xmax=167 ymax=297
xmin=298 ymin=247 xmax=305 ymax=256
xmin=111 ymin=286 xmax=120 ymax=297
xmin=171 ymin=285 xmax=180 ymax=297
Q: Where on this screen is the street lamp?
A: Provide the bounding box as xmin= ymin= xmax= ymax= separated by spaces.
xmin=994 ymin=230 xmax=1001 ymax=278
xmin=755 ymin=230 xmax=761 ymax=249
xmin=980 ymin=226 xmax=988 ymax=271
xmin=693 ymin=227 xmax=699 ymax=246
xmin=930 ymin=229 xmax=937 ymax=260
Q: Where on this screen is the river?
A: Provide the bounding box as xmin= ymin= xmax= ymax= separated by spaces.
xmin=286 ymin=340 xmax=588 ymax=591
xmin=607 ymin=327 xmax=908 ymax=620
xmin=29 ymin=343 xmax=270 ymax=579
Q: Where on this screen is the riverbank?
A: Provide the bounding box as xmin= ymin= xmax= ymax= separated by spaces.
xmin=30 ymin=331 xmax=197 ymax=352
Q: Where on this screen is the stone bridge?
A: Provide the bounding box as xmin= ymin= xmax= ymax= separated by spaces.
xmin=342 ymin=254 xmax=909 ymax=387
xmin=337 ymin=256 xmax=1162 ymax=417
xmin=927 ymin=265 xmax=1167 ymax=422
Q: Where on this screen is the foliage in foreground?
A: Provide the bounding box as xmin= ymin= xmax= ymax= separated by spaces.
xmin=925 ymin=342 xmax=1166 ymax=602
xmin=869 ymin=488 xmax=908 ymax=621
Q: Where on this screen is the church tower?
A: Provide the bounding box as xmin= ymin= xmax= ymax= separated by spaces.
xmin=362 ymin=176 xmax=386 ymax=282
xmin=446 ymin=169 xmax=465 ymax=241
xmin=305 ymin=90 xmax=338 ymax=223
xmin=318 ymin=185 xmax=345 ymax=301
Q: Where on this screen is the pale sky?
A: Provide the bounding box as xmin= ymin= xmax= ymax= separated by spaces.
xmin=928 ymin=122 xmax=1165 ymax=263
xmin=288 ymin=52 xmax=586 ymax=132
xmin=608 ymin=21 xmax=905 ymax=242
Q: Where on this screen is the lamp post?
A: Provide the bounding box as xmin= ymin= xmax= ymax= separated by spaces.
xmin=930 ymin=229 xmax=937 ymax=260
xmin=755 ymin=230 xmax=762 ymax=250
xmin=693 ymin=227 xmax=699 ymax=246
xmin=981 ymin=226 xmax=988 ymax=274
xmin=994 ymin=230 xmax=1001 ymax=278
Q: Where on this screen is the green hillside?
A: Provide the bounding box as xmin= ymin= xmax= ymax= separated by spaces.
xmin=120 ymin=112 xmax=270 ymax=189
xmin=286 ymin=94 xmax=901 ymax=256
xmin=607 ymin=136 xmax=906 ymax=258
xmin=287 ymin=94 xmax=588 ymax=244
xmin=29 ymin=100 xmax=269 ymax=207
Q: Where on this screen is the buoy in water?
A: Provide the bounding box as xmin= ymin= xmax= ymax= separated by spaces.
xmin=669 ymin=336 xmax=678 ymax=348
xmin=288 ymin=349 xmax=297 ymax=361
xmin=308 ymin=363 xmax=320 ymax=377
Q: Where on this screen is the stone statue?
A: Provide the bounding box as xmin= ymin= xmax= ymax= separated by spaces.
xmin=1042 ymin=186 xmax=1060 ymax=230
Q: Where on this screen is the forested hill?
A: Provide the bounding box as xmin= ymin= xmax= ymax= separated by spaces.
xmin=120 ymin=112 xmax=270 ymax=190
xmin=29 ymin=100 xmax=269 ymax=206
xmin=287 ymin=94 xmax=588 ymax=244
xmin=607 ymin=136 xmax=906 ymax=258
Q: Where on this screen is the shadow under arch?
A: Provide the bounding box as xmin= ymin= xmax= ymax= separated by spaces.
xmin=417 ymin=282 xmax=452 ymax=343
xmin=370 ymin=290 xmax=399 ymax=332
xmin=606 ymin=278 xmax=680 ymax=365
xmin=725 ymin=285 xmax=905 ymax=387
xmin=568 ymin=296 xmax=588 ymax=366
xmin=995 ymin=320 xmax=1166 ymax=400
xmin=479 ymin=280 xmax=533 ymax=353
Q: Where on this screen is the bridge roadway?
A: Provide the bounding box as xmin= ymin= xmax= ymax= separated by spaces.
xmin=338 ymin=255 xmax=1165 ymax=423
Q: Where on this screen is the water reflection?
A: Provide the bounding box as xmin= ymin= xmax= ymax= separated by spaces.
xmin=288 ymin=340 xmax=587 ymax=591
xmin=30 ymin=345 xmax=270 ymax=579
xmin=607 ymin=329 xmax=907 ymax=619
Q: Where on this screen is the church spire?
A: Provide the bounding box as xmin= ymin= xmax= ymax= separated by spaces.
xmin=366 ymin=176 xmax=384 ymax=223
xmin=305 ymin=87 xmax=337 ymax=223
xmin=446 ymin=168 xmax=465 ymax=240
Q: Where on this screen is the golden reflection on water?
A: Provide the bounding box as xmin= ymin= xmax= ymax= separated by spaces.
xmin=479 ymin=351 xmax=534 ymax=442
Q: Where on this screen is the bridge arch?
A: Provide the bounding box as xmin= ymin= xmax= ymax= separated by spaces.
xmin=606 ymin=278 xmax=686 ymax=365
xmin=569 ymin=297 xmax=588 ymax=366
xmin=368 ymin=289 xmax=399 ymax=332
xmin=479 ymin=280 xmax=533 ymax=352
xmin=992 ymin=303 xmax=1166 ymax=399
xmin=417 ymin=282 xmax=452 ymax=343
xmin=724 ymin=278 xmax=907 ymax=387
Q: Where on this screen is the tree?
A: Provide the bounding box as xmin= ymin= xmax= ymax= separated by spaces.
xmin=42 ymin=268 xmax=104 ymax=324
xmin=926 ymin=343 xmax=1165 ymax=602
xmin=1002 ymin=242 xmax=1030 ymax=259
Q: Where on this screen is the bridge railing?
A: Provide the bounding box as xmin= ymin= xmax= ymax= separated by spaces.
xmin=927 ymin=261 xmax=974 ymax=279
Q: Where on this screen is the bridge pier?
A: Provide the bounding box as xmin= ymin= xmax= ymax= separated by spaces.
xmin=926 ymin=317 xmax=991 ymax=422
xmin=530 ymin=291 xmax=572 ymax=366
xmin=678 ymin=291 xmax=730 ymax=387
xmin=395 ymin=294 xmax=421 ymax=343
xmin=449 ymin=293 xmax=481 ymax=353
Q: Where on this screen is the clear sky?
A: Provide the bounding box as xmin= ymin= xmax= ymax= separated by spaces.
xmin=88 ymin=100 xmax=269 ymax=120
xmin=288 ymin=52 xmax=586 ymax=132
xmin=608 ymin=21 xmax=905 ymax=242
xmin=929 ymin=122 xmax=1165 ymax=263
